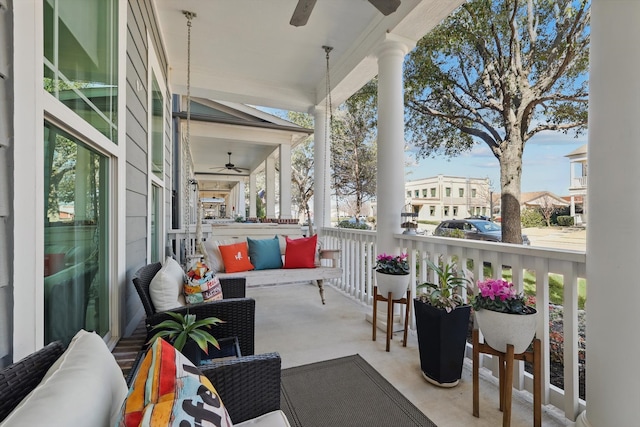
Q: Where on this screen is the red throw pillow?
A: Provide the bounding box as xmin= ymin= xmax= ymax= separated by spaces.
xmin=284 ymin=235 xmax=318 ymax=269
xmin=218 ymin=242 xmax=255 ymax=273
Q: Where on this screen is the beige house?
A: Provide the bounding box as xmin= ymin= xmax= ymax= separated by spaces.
xmin=405 ymin=175 xmax=491 ymax=221
xmin=492 ymin=191 xmax=570 ymax=220
xmin=566 ymin=144 xmax=588 ymax=224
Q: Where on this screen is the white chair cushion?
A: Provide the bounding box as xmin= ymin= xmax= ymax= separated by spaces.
xmin=235 ymin=410 xmax=292 ymax=427
xmin=203 ymin=239 xmax=237 ymax=273
xmin=0 ymin=330 xmax=128 ymax=427
xmin=149 ymin=256 xmax=186 ymax=311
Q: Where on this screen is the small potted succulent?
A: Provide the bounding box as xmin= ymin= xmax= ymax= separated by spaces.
xmin=373 ymin=253 xmax=410 ymax=299
xmin=472 ymin=278 xmax=537 ymax=354
xmin=148 ymin=312 xmax=224 ymax=365
xmin=414 ymin=259 xmax=471 ymax=387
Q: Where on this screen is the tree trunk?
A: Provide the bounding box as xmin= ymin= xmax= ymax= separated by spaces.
xmin=500 ymin=143 xmax=523 ymax=244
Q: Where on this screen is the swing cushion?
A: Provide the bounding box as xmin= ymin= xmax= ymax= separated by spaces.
xmin=218 ymin=242 xmax=255 ymax=273
xmin=247 ymin=236 xmax=283 ymax=270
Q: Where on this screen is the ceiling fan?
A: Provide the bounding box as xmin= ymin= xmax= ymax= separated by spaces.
xmin=290 ymin=0 xmax=401 ymax=27
xmin=210 ymin=152 xmax=249 ymax=174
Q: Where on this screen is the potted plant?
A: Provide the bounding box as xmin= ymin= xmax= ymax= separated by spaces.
xmin=413 ymin=259 xmax=471 ymax=387
xmin=148 ymin=311 xmax=224 ymax=365
xmin=373 ymin=253 xmax=410 ymax=299
xmin=472 ymin=278 xmax=537 ymax=354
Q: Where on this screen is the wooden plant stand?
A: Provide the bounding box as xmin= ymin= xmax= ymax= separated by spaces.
xmin=372 ymin=286 xmax=410 ymax=352
xmin=472 ymin=329 xmax=541 ymax=427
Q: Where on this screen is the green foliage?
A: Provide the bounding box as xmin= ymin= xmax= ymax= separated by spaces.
xmin=336 ymin=220 xmax=370 ymax=230
xmin=521 ymin=208 xmax=545 ymax=227
xmin=288 ymin=112 xmax=315 ymax=221
xmin=148 ymin=312 xmax=224 ymax=354
xmin=557 ymin=216 xmax=575 ymax=226
xmin=332 ymin=83 xmax=378 ymax=216
xmin=416 ymin=259 xmax=469 ymax=312
xmin=443 ymin=228 xmax=466 ymax=239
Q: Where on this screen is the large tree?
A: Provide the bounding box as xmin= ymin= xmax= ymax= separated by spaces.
xmin=287 ymin=112 xmax=315 ymax=227
xmin=332 ymin=86 xmax=378 ymax=221
xmin=404 ymin=0 xmax=589 ymax=243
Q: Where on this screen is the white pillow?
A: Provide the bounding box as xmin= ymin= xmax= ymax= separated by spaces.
xmin=149 ymin=257 xmax=186 ymax=311
xmin=203 ymin=239 xmax=237 ymax=273
xmin=0 ymin=330 xmax=128 ymax=427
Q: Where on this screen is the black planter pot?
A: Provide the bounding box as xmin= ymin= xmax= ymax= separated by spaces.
xmin=413 ymin=300 xmax=471 ymax=387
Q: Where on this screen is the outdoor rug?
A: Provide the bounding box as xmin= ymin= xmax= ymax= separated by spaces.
xmin=280 ymin=354 xmax=437 ymax=427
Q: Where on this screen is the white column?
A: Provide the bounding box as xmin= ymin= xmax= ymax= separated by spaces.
xmin=313 ymin=106 xmax=330 ymax=230
xmin=249 ymin=172 xmax=257 ymax=218
xmin=570 ymin=196 xmax=576 ymax=218
xmin=265 ymin=154 xmax=276 ymax=218
xmin=236 ymin=180 xmax=246 ymax=219
xmin=279 ymin=144 xmax=292 ymax=219
xmin=578 ymin=2 xmax=640 ymax=426
xmin=375 ymin=35 xmax=413 ymax=254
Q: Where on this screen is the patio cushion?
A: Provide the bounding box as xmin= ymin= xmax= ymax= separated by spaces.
xmin=184 ymin=273 xmax=223 ymax=304
xmin=203 ymin=239 xmax=237 ymax=273
xmin=0 ymin=330 xmax=128 ymax=427
xmin=283 ymin=235 xmax=317 ymax=269
xmin=247 ymin=236 xmax=283 ymax=270
xmin=235 ymin=410 xmax=291 ymax=427
xmin=149 ymin=256 xmax=187 ymax=311
xmin=219 ymin=242 xmax=255 ymax=273
xmin=117 ymin=337 xmax=233 ymax=427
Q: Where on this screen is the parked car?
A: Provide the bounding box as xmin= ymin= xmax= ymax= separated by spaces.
xmin=433 ymin=219 xmax=530 ymax=245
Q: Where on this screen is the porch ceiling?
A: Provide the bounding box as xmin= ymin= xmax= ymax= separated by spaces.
xmin=154 ymin=0 xmax=463 ymax=196
xmin=154 ymin=0 xmax=463 ymax=112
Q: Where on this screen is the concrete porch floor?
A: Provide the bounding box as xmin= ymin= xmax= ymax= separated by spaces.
xmin=250 ymin=282 xmax=571 ymax=427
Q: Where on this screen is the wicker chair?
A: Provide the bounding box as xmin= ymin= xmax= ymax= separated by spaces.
xmin=132 ymin=262 xmax=255 ymax=356
xmin=126 ymin=349 xmax=282 ymax=424
xmin=0 ymin=341 xmax=66 ymax=422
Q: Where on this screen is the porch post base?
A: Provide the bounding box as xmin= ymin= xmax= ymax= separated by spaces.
xmin=573 ymin=411 xmax=592 ymax=427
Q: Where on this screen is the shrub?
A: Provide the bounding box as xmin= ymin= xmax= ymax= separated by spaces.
xmin=444 ymin=228 xmax=465 ymax=239
xmin=557 ymin=215 xmax=574 ymax=226
xmin=336 ymin=220 xmax=370 ymax=230
xmin=521 ymin=208 xmax=544 ymax=227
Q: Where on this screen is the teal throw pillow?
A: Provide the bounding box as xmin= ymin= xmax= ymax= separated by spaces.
xmin=247 ymin=236 xmax=283 ymax=270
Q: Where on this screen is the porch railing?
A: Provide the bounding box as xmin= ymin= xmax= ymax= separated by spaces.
xmin=320 ymin=226 xmax=586 ymax=422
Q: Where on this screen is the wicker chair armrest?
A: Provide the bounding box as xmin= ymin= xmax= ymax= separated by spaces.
xmin=199 ymin=353 xmax=281 ymax=424
xmin=146 ymin=298 xmax=256 ymax=356
xmin=0 ymin=341 xmax=66 ymax=422
xmin=219 ymin=277 xmax=246 ymax=299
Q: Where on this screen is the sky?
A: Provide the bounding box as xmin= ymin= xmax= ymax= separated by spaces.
xmin=256 ymin=106 xmax=587 ymax=197
xmin=405 ymin=130 xmax=588 ymax=196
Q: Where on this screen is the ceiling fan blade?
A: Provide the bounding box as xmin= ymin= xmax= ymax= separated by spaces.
xmin=290 ymin=0 xmax=317 ymax=27
xmin=232 ymin=167 xmax=244 ymax=173
xmin=368 ymin=0 xmax=401 ymax=16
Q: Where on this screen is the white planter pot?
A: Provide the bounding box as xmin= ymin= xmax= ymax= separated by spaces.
xmin=475 ymin=308 xmax=538 ymax=354
xmin=375 ymin=271 xmax=409 ymax=299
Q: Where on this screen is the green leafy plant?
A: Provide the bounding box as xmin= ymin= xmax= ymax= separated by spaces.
xmin=471 ymin=278 xmax=535 ymax=314
xmin=148 ymin=312 xmax=224 ymax=354
xmin=374 ymin=253 xmax=410 ymax=275
xmin=416 ymin=260 xmax=469 ymax=312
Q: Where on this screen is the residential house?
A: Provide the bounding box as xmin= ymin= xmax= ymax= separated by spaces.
xmin=405 ymin=175 xmax=491 ymax=221
xmin=0 ymin=2 xmax=637 ymax=426
xmin=491 ymin=191 xmax=569 ymax=220
xmin=566 ymin=144 xmax=588 ymax=224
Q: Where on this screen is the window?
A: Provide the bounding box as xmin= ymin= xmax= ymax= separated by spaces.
xmin=151 ymin=75 xmax=164 ymax=179
xmin=44 ymin=122 xmax=110 ymax=346
xmin=44 ymin=0 xmax=119 ymax=143
xmin=407 ymin=191 xmax=411 ymax=198
xmin=453 ymin=206 xmax=458 ymax=216
xmin=459 ymin=188 xmax=464 ymax=197
xmin=429 ymin=206 xmax=435 ymax=216
xmin=444 ymin=206 xmax=450 ymax=216
xmin=445 ymin=187 xmax=451 ymax=197
xmin=422 ymin=189 xmax=427 ymax=197
xmin=472 ymin=188 xmax=477 ymax=197
xmin=415 ymin=190 xmax=420 ymax=198
xmin=430 ymin=188 xmax=436 ymax=197
xmin=482 ymin=207 xmax=487 ymax=215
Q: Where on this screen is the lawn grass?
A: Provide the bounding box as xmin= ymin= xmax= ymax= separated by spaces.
xmin=496 ymin=268 xmax=586 ymax=310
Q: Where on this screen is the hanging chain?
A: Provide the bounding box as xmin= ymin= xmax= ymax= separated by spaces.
xmin=183 ymin=11 xmax=196 ymax=258
xmin=322 ymin=46 xmax=333 ymax=233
